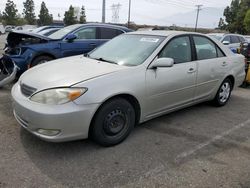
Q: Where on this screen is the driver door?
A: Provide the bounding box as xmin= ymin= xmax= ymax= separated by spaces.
xmin=145 ymin=36 xmax=197 ymax=118
xmin=60 ymin=27 xmax=99 ymax=57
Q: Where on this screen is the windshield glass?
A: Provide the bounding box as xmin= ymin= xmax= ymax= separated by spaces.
xmin=89 ymin=34 xmax=164 ymax=66
xmin=48 ymin=24 xmax=81 ymax=39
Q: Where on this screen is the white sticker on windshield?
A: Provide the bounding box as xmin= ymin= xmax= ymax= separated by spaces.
xmin=140 ymin=38 xmax=159 ymax=43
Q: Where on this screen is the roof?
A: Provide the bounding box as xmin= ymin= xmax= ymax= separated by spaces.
xmin=127 ymin=30 xmax=197 ymax=37
xmin=74 ymin=23 xmax=132 ymax=31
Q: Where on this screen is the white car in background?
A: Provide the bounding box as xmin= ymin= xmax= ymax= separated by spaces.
xmin=208 ymin=33 xmax=247 ymax=53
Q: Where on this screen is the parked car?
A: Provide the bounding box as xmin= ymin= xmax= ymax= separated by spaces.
xmin=14 ymin=26 xmax=23 ymax=31
xmin=5 ymin=23 xmax=132 ymax=73
xmin=208 ymin=33 xmax=247 ymax=53
xmin=0 ymin=24 xmax=5 ymax=34
xmin=37 ymin=28 xmax=61 ymax=36
xmin=12 ymin=31 xmax=246 ymax=146
xmin=5 ymin=25 xmax=15 ymax=32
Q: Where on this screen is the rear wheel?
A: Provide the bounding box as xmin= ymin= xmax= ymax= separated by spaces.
xmin=213 ymin=78 xmax=232 ymax=106
xmin=91 ymin=98 xmax=135 ymax=146
xmin=31 ymin=55 xmax=53 ymax=67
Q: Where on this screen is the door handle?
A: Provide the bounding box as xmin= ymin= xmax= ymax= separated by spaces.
xmin=222 ymin=62 xmax=228 ymax=66
xmin=89 ymin=43 xmax=97 ymax=47
xmin=187 ymin=68 xmax=196 ymax=73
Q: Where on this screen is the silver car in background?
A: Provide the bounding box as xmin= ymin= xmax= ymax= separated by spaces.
xmin=208 ymin=33 xmax=247 ymax=53
xmin=12 ymin=31 xmax=246 ymax=146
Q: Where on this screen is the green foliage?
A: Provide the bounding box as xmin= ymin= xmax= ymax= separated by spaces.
xmin=64 ymin=5 xmax=78 ymax=26
xmin=222 ymin=0 xmax=250 ymax=34
xmin=3 ymin=0 xmax=18 ymax=25
xmin=23 ymin=0 xmax=36 ymax=24
xmin=244 ymin=9 xmax=250 ymax=33
xmin=79 ymin=6 xmax=86 ymax=24
xmin=38 ymin=2 xmax=53 ymax=26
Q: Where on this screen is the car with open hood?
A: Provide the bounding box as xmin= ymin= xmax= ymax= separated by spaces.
xmin=5 ymin=23 xmax=132 ymax=74
xmin=12 ymin=31 xmax=246 ymax=146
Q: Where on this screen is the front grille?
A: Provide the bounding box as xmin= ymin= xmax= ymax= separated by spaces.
xmin=20 ymin=83 xmax=37 ymax=97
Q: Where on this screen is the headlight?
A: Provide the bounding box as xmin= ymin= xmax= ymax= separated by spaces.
xmin=30 ymin=88 xmax=87 ymax=105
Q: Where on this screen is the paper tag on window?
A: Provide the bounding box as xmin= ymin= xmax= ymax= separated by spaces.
xmin=140 ymin=38 xmax=159 ymax=43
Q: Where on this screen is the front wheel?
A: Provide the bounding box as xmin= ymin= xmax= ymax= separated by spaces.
xmin=213 ymin=78 xmax=232 ymax=106
xmin=90 ymin=98 xmax=135 ymax=146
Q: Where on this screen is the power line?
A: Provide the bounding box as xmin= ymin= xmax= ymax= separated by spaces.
xmin=195 ymin=4 xmax=203 ymax=32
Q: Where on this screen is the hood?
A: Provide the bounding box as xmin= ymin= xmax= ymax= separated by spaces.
xmin=20 ymin=55 xmax=128 ymax=91
xmin=6 ymin=31 xmax=52 ymax=48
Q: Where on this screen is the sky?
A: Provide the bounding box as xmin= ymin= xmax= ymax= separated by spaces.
xmin=0 ymin=0 xmax=232 ymax=27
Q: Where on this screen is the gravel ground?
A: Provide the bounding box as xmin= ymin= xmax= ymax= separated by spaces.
xmin=1 ymin=33 xmax=250 ymax=188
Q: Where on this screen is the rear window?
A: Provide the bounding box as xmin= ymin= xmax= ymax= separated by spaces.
xmin=230 ymin=36 xmax=240 ymax=43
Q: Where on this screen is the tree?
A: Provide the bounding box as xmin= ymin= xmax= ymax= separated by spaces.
xmin=3 ymin=0 xmax=18 ymax=25
xmin=23 ymin=0 xmax=36 ymax=24
xmin=222 ymin=0 xmax=250 ymax=34
xmin=38 ymin=2 xmax=53 ymax=26
xmin=244 ymin=9 xmax=250 ymax=33
xmin=79 ymin=6 xmax=86 ymax=24
xmin=64 ymin=5 xmax=78 ymax=25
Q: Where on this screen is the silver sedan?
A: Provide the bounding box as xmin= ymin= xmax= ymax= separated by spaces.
xmin=11 ymin=31 xmax=246 ymax=146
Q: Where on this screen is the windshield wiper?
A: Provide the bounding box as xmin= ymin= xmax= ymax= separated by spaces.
xmin=91 ymin=57 xmax=117 ymax=65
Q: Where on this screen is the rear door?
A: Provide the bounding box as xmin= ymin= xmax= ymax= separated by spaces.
xmin=192 ymin=35 xmax=229 ymax=101
xmin=98 ymin=27 xmax=125 ymax=46
xmin=60 ymin=27 xmax=99 ymax=57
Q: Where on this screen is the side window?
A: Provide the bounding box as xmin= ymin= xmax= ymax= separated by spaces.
xmin=239 ymin=36 xmax=246 ymax=42
xmin=100 ymin=28 xmax=124 ymax=39
xmin=159 ymin=36 xmax=191 ymax=64
xmin=223 ymin=36 xmax=231 ymax=43
xmin=193 ymin=36 xmax=217 ymax=60
xmin=230 ymin=35 xmax=240 ymax=43
xmin=217 ymin=47 xmax=225 ymax=58
xmin=74 ymin=27 xmax=96 ymax=40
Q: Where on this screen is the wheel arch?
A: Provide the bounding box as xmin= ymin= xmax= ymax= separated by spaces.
xmin=88 ymin=93 xmax=141 ymax=137
xmin=226 ymin=75 xmax=235 ymax=89
xmin=30 ymin=53 xmax=56 ymax=66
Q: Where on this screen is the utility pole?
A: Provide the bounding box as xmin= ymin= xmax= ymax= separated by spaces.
xmin=194 ymin=5 xmax=202 ymax=32
xmin=102 ymin=0 xmax=106 ymax=23
xmin=128 ymin=0 xmax=131 ymax=27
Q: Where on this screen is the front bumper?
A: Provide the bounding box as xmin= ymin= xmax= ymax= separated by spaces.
xmin=11 ymin=83 xmax=99 ymax=142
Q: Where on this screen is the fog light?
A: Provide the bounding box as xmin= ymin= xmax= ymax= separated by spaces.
xmin=37 ymin=129 xmax=60 ymax=136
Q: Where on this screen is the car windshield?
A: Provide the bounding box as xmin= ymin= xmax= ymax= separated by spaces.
xmin=89 ymin=34 xmax=165 ymax=66
xmin=48 ymin=24 xmax=81 ymax=40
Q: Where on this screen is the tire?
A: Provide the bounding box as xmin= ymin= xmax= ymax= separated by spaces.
xmin=213 ymin=78 xmax=232 ymax=107
xmin=91 ymin=98 xmax=135 ymax=146
xmin=31 ymin=55 xmax=53 ymax=67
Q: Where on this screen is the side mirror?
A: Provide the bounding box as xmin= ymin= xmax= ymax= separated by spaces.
xmin=150 ymin=58 xmax=174 ymax=69
xmin=65 ymin=34 xmax=77 ymax=42
xmin=242 ymin=42 xmax=249 ymax=48
xmin=222 ymin=41 xmax=230 ymax=45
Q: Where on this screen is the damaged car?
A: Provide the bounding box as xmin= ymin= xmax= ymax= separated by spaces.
xmin=5 ymin=23 xmax=132 ymax=74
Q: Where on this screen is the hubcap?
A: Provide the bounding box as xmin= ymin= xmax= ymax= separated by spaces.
xmin=104 ymin=109 xmax=127 ymax=136
xmin=219 ymin=82 xmax=231 ymax=103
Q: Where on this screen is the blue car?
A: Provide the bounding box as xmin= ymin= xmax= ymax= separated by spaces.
xmin=5 ymin=23 xmax=132 ymax=73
